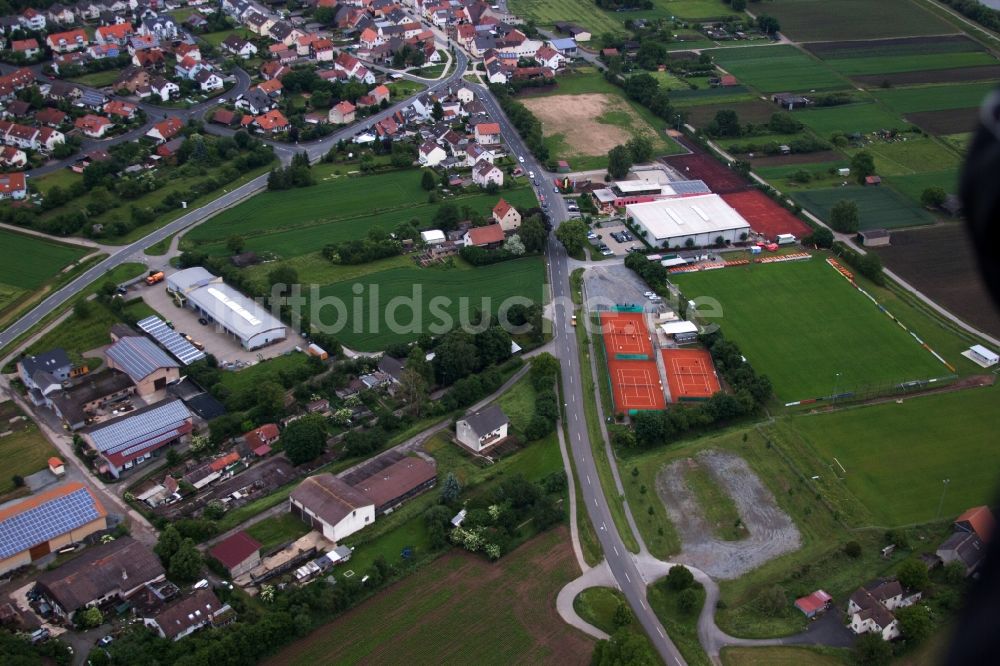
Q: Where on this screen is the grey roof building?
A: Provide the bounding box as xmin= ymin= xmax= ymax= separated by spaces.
xmin=105 ymin=336 xmax=178 ymax=385
xmin=82 ymin=399 xmax=193 ymax=478
xmin=455 ymin=405 xmax=509 ymax=452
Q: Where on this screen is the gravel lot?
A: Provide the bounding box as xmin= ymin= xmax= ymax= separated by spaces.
xmin=655 ymin=449 xmax=801 ymax=579
xmin=582 ymin=264 xmax=656 ymax=312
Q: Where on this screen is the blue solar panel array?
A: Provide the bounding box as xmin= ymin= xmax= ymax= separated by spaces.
xmin=670 ymin=180 xmax=711 ymax=195
xmin=136 ymin=316 xmax=205 ymax=366
xmin=106 ymin=336 xmax=178 ymax=382
xmin=88 ymin=400 xmax=192 ymax=456
xmin=0 ymin=487 xmax=102 ymax=559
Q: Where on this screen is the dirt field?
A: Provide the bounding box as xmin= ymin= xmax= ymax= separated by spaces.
xmin=748 ymin=150 xmax=844 ymax=168
xmin=853 ymin=65 xmax=1000 ymax=88
xmin=721 ymin=190 xmax=812 ymax=239
xmin=663 ymin=137 xmax=747 ymax=194
xmin=522 ymin=93 xmax=634 ymax=156
xmin=266 ymin=527 xmax=593 ymax=665
xmin=905 ymin=107 xmax=980 ymax=136
xmin=874 ymin=225 xmax=1000 ymax=339
xmin=655 ymin=450 xmax=801 ymax=579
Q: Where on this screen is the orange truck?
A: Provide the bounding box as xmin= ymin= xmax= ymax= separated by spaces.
xmin=145 ymin=271 xmax=165 ymax=285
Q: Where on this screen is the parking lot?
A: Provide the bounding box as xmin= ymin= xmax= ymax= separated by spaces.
xmin=589 ymin=222 xmax=646 ymax=256
xmin=582 ymin=264 xmax=662 ymax=311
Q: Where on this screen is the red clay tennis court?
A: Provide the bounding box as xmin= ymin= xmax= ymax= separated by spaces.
xmin=721 ymin=190 xmax=812 ymax=240
xmin=661 ymin=348 xmax=722 ymax=401
xmin=663 ymin=140 xmax=748 ymax=194
xmin=599 ymin=312 xmax=653 ymax=358
xmin=606 ymin=358 xmax=666 ymax=411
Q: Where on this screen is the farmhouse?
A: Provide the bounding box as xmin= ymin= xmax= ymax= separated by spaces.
xmin=144 ymin=589 xmax=234 ymax=641
xmin=455 ymin=404 xmax=509 ymax=452
xmin=81 ymin=399 xmax=194 ymax=478
xmin=463 ymin=224 xmax=505 ymax=249
xmin=34 ymin=537 xmax=163 ymax=620
xmin=166 ymin=267 xmax=287 ymax=351
xmin=626 ymin=194 xmax=751 ymax=249
xmin=17 ymin=348 xmax=73 ymax=405
xmin=289 ymin=474 xmax=375 ymax=543
xmin=847 ymin=579 xmax=921 ymax=641
xmin=209 ymin=531 xmax=262 ymax=578
xmin=0 ymin=483 xmax=107 ymax=576
xmin=105 ymin=335 xmax=179 ymax=396
xmin=492 ymin=198 xmax=521 ymax=231
xmin=46 ymin=369 xmax=136 ymax=430
xmin=353 ymin=457 xmax=437 ymax=515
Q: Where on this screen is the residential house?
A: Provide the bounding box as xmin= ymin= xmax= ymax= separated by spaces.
xmin=492 ymin=198 xmax=521 ymax=231
xmin=0 ymin=483 xmax=106 ymax=576
xmin=35 ymin=107 xmax=67 ymax=127
xmin=370 ymin=84 xmax=390 ymax=105
xmin=144 ymin=589 xmax=234 ymax=641
xmin=235 ymin=89 xmax=273 ymax=115
xmin=243 ymin=423 xmax=279 ymax=454
xmin=0 ymin=172 xmax=27 ymax=200
xmin=847 ymin=579 xmax=921 ymax=642
xmin=310 ymin=38 xmax=334 ymax=61
xmin=463 ymin=223 xmax=506 ymax=249
xmin=47 ymin=3 xmax=77 ymax=26
xmin=11 ymin=39 xmax=41 ymax=58
xmin=173 ymin=42 xmax=202 ymax=63
xmin=455 ymin=85 xmax=474 ymax=105
xmin=955 ymin=505 xmax=994 ymax=542
xmin=535 ymin=45 xmax=564 ymax=70
xmin=81 ymin=398 xmax=193 ymax=478
xmin=75 ymin=114 xmax=113 ymax=138
xmin=37 ymin=126 xmax=65 ymax=152
xmin=155 ymin=136 xmax=184 ymax=160
xmin=75 ymin=1 xmax=103 ymax=21
xmin=103 ymin=100 xmax=138 ymax=120
xmin=474 ymin=121 xmax=501 ymax=146
xmin=0 ymin=146 xmax=27 ymax=168
xmin=46 ymin=28 xmax=88 ymax=53
xmin=95 ymin=22 xmax=133 ymax=45
xmin=2 ymin=100 xmax=29 ymax=118
xmin=0 ymin=120 xmax=39 ymax=151
xmin=549 ymin=36 xmax=578 ymax=54
xmin=260 ymin=61 xmax=290 ymax=81
xmin=211 ymin=108 xmax=238 ymax=126
xmin=418 ymin=140 xmax=446 ymax=166
xmin=257 ymin=78 xmax=282 ymax=97
xmin=221 ymin=33 xmax=257 ymax=59
xmin=149 ymin=75 xmax=178 ymax=102
xmin=46 ymin=369 xmax=135 ymax=430
xmin=464 ymin=143 xmax=493 ymax=167
xmin=472 ymin=159 xmax=503 ymax=188
xmin=115 ymin=65 xmax=150 ymax=92
xmin=195 ymin=69 xmax=224 ymax=92
xmin=34 ymin=537 xmax=163 ymax=618
xmin=17 ymin=349 xmax=73 ymax=405
xmin=485 ymin=60 xmax=508 ymax=84
xmin=328 ymin=100 xmax=356 ymax=124
xmin=254 ymin=109 xmax=288 ymax=133
xmin=174 ymin=54 xmax=201 ymax=80
xmin=455 ymin=405 xmax=509 ymax=452
xmin=132 ymin=48 xmax=165 ymax=69
xmin=146 ymin=116 xmax=183 ymax=142
xmin=105 ymin=335 xmax=179 ymax=395
xmin=19 ymin=7 xmax=46 ymax=31
xmin=289 ymin=474 xmax=376 ymax=543
xmin=139 ymin=14 xmax=179 ymax=41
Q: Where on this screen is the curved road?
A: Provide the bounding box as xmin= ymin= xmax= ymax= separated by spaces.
xmin=0 ymin=50 xmax=468 ymax=351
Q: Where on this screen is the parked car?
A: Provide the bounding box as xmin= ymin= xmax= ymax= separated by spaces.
xmin=553 ymin=186 xmax=559 ymax=193
xmin=600 ymin=248 xmax=614 ymax=256
xmin=97 ymin=635 xmax=114 ymax=647
xmin=587 ymin=232 xmax=598 ymax=240
xmin=518 ymin=155 xmax=525 ymax=163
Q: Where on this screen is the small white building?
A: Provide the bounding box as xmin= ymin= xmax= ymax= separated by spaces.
xmin=964 ymin=344 xmax=998 ymax=368
xmin=626 ymin=194 xmax=751 ymax=249
xmin=419 ymin=140 xmax=447 ymax=167
xmin=289 ymin=474 xmax=375 ymax=543
xmin=420 ymin=229 xmax=446 ymax=245
xmin=456 ymin=405 xmax=509 ymax=453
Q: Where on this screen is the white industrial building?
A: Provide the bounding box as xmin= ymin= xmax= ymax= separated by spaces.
xmin=166 ymin=267 xmax=286 ymax=351
xmin=626 ymin=194 xmax=751 ymax=249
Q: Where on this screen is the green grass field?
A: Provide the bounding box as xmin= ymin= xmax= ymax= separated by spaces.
xmin=795 ymin=102 xmax=912 ymax=136
xmin=245 ymin=513 xmax=311 ymax=552
xmin=507 ymin=0 xmax=627 ymax=35
xmin=720 ymin=646 xmax=848 ymax=666
xmin=845 ymin=137 xmax=961 ymax=176
xmin=790 ymin=186 xmax=935 ymax=229
xmin=314 ymin=257 xmax=545 ymax=351
xmin=69 ymin=69 xmax=120 ymax=87
xmin=218 ymin=353 xmax=313 ymax=394
xmin=184 ymin=169 xmax=538 ymax=259
xmin=824 ymin=51 xmax=997 ymax=76
xmin=886 ymin=169 xmax=960 ymax=204
xmin=647 ymin=579 xmax=710 ymax=666
xmin=707 ymin=45 xmax=849 ymax=93
xmin=0 ymin=402 xmax=58 ymax=501
xmin=672 ymin=257 xmax=945 ymax=401
xmin=786 ymin=385 xmax=1000 ymax=526
xmin=875 ymin=81 xmax=995 ymax=113
xmin=0 ymin=230 xmax=88 ymax=291
xmin=759 ymin=0 xmax=956 ymax=41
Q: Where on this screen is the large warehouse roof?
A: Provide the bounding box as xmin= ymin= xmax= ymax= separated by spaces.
xmin=0 ymin=483 xmax=105 ymax=559
xmin=626 ymin=194 xmax=750 ymax=241
xmin=168 ymin=268 xmax=285 ymax=343
xmin=106 ymin=336 xmax=178 ymax=381
xmin=86 ymin=399 xmax=192 ymax=460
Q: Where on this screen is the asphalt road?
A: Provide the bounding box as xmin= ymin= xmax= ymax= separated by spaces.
xmin=472 ymin=84 xmax=685 ymax=665
xmin=0 ymin=51 xmax=468 ymax=352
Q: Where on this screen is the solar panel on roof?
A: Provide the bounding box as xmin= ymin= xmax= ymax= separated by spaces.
xmin=88 ymin=401 xmax=191 ymax=455
xmin=136 ymin=316 xmax=205 ymax=365
xmin=670 ymin=180 xmax=711 ymax=195
xmin=0 ymin=488 xmax=101 ymax=559
xmin=106 ymin=336 xmax=177 ymax=381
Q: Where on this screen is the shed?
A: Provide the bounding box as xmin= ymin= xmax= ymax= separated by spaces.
xmin=864 ymin=175 xmax=882 ymax=186
xmin=209 ymin=531 xmax=262 ymax=577
xmin=420 ymin=229 xmax=446 ymax=245
xmin=965 ymin=345 xmax=999 ymax=369
xmin=858 ymin=229 xmax=890 ymax=247
xmin=794 ymin=590 xmax=832 ymax=618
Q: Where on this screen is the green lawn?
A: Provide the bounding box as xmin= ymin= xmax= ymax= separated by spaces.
xmin=707 ymin=45 xmax=849 ymax=93
xmin=788 ymin=385 xmax=1000 ymax=526
xmin=720 ymin=646 xmax=848 ymax=666
xmin=32 ymin=169 xmax=82 ymax=196
xmin=886 ymin=169 xmax=959 ymax=204
xmin=0 ymin=229 xmax=88 ymax=291
xmin=0 ymin=402 xmax=58 ymax=501
xmin=573 ymin=587 xmax=659 ymax=655
xmin=218 ymin=353 xmax=313 ymax=393
xmin=671 ymin=256 xmax=945 ymax=401
xmin=795 ymin=102 xmax=911 ymax=136
xmin=758 ymin=0 xmax=956 ymax=41
xmin=314 ymin=257 xmax=545 ymax=351
xmin=875 ymin=81 xmax=996 ymax=113
xmin=824 ymin=51 xmax=998 ymax=76
xmin=647 ymin=579 xmax=710 ymax=666
xmin=68 ymin=70 xmax=120 ymax=87
xmin=845 ymin=136 xmax=961 ymax=176
xmin=790 ymin=186 xmax=935 ymax=229
xmin=245 ymin=513 xmax=311 ymax=552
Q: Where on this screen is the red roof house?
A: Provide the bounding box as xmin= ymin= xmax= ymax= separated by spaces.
xmin=955 ymin=506 xmax=994 ymax=543
xmin=208 ymin=531 xmax=262 ymax=577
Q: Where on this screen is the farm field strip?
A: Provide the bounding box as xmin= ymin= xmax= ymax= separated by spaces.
xmin=707 ymin=45 xmax=850 ymax=93
xmin=0 ymin=229 xmax=89 ymax=290
xmin=822 ymin=51 xmax=998 ymax=76
xmin=803 ymin=34 xmax=984 ymax=59
xmin=757 ymin=0 xmax=957 ymax=41
xmin=875 ymin=81 xmax=996 ymax=113
xmin=790 ymin=186 xmax=935 ymax=230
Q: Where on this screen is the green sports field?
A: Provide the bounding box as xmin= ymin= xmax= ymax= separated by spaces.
xmin=707 ymin=46 xmax=849 ymax=93
xmin=790 ymin=186 xmax=935 ymax=229
xmin=787 ymin=385 xmax=1000 ymax=526
xmin=312 ymin=257 xmax=545 ymax=351
xmin=758 ymin=0 xmax=955 ymax=41
xmin=672 ymin=257 xmax=944 ymax=401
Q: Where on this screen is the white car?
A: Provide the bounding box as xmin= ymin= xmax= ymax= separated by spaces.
xmin=519 ymin=156 xmax=525 ymax=163
xmin=528 ymin=171 xmax=534 ymax=178
xmin=601 ymin=248 xmax=614 ymax=256
xmin=587 ymin=232 xmax=598 ymax=239
xmin=648 ymin=294 xmax=662 ymax=301
xmin=643 ymin=291 xmax=655 ymax=297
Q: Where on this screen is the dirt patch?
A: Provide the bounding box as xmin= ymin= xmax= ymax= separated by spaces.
xmin=522 ymin=93 xmax=634 ymax=156
xmin=655 ymin=449 xmax=801 ymax=579
xmin=873 ymin=225 xmax=1000 ymax=338
xmin=904 ymin=107 xmax=980 ymax=136
xmin=853 ymin=65 xmax=1000 ymax=89
xmin=265 ymin=527 xmax=592 ymax=665
xmin=749 ymin=150 xmax=844 ymax=167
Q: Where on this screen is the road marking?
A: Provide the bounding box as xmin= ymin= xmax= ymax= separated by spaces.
xmin=613 ymin=545 xmax=619 ymax=556
xmin=594 ymin=498 xmax=598 ymax=507
xmin=625 ymin=572 xmax=631 ymax=583
xmin=640 ymin=600 xmax=646 ymax=609
xmin=577 ymin=433 xmax=581 ymax=442
xmin=657 ymin=627 xmax=664 ymax=638
xmin=601 ymin=522 xmax=606 ymax=530
xmin=587 ymin=475 xmax=591 ymax=485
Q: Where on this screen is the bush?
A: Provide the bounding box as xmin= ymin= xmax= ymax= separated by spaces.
xmin=844 ymin=540 xmax=862 ymax=558
xmin=665 ymin=565 xmax=694 ymax=591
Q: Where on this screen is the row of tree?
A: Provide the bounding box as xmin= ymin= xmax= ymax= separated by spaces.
xmin=489 ymin=84 xmax=549 ymax=161
xmin=268 ymin=152 xmax=316 ymax=190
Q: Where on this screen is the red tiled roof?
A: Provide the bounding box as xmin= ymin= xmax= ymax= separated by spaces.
xmin=0 ymin=172 xmax=25 ymax=196
xmin=476 ymin=122 xmax=501 ymax=135
xmin=493 ymin=198 xmax=513 ymax=218
xmin=957 ymin=506 xmax=994 ymax=542
xmin=466 ymin=223 xmax=505 ymax=246
xmin=209 ymin=531 xmax=261 ymax=570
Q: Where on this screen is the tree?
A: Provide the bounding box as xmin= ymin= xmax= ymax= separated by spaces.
xmin=895 ymin=604 xmax=933 ymax=644
xmin=168 ymin=538 xmax=204 ymax=583
xmin=421 ymin=169 xmax=437 ymax=191
xmin=441 ymin=472 xmax=461 ymax=502
xmin=897 ymin=559 xmax=929 ymax=591
xmin=519 ymin=215 xmax=547 ymax=253
xmin=433 ymin=331 xmax=480 ymax=384
xmin=613 ymin=602 xmax=633 ymax=627
xmin=731 ymin=0 xmax=746 ymax=10
xmin=665 ymin=564 xmax=694 ymax=591
xmin=399 ymin=367 xmax=429 ymax=416
xmin=432 ymin=100 xmax=444 ymax=121
xmin=592 ymin=629 xmax=657 ymax=666
xmin=943 ymin=560 xmax=966 ymax=584
xmin=844 ymin=540 xmax=862 ymax=558
xmin=851 ymin=151 xmax=876 ymax=184
xmin=830 ymin=199 xmax=860 ymax=233
xmin=607 ymin=144 xmax=632 ymax=179
xmin=502 ymin=234 xmax=525 ymax=255
xmin=707 ymin=109 xmax=741 ymax=138
xmin=857 ymin=251 xmax=883 ymax=282
xmin=76 ymin=606 xmax=104 ymax=629
xmin=920 ymin=186 xmax=947 ymax=209
xmin=155 ymin=524 xmax=183 ymax=566
xmin=677 ymin=587 xmax=699 ymax=614
xmin=282 ymin=415 xmax=327 ymax=465
xmin=806 ymin=226 xmax=834 ymax=248
xmin=626 ymin=134 xmax=653 ymax=163
xmin=755 ymin=585 xmax=787 ymax=616
xmin=267 ymin=264 xmax=298 ymax=287
xmin=554 ymin=218 xmax=589 ymax=256
xmin=853 ymin=632 xmax=892 ymax=666
xmin=74 ymin=298 xmax=93 ymax=319
xmin=757 ymin=14 xmax=781 ymax=35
